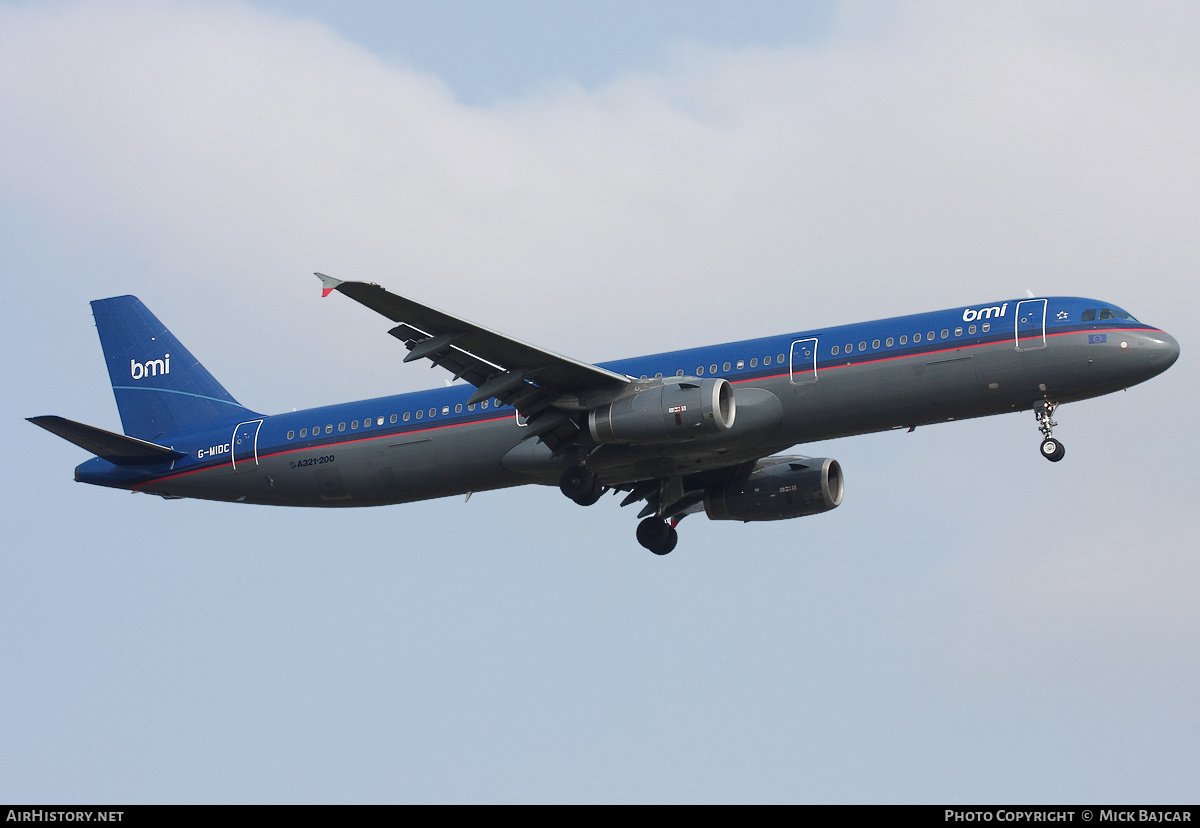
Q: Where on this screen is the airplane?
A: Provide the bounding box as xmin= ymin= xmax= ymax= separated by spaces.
xmin=29 ymin=274 xmax=1179 ymax=554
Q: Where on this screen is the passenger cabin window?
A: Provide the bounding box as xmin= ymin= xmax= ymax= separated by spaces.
xmin=982 ymin=322 xmax=990 ymax=332
xmin=697 ymin=366 xmax=705 ymax=375
xmin=390 ymin=414 xmax=398 ymax=424
xmin=351 ymin=420 xmax=358 ymax=429
xmin=735 ymin=361 xmax=743 ymax=370
xmin=968 ymin=325 xmax=976 ymax=334
xmin=300 ymin=428 xmax=307 ymax=438
xmin=913 ymin=333 xmax=921 ymax=343
xmin=338 ymin=422 xmax=346 ymax=432
xmin=872 ymin=339 xmax=880 ymax=349
xmin=723 ymin=362 xmax=731 ymax=372
xmin=845 ymin=343 xmax=853 ymax=353
xmin=954 ymin=327 xmax=962 ymax=337
xmin=325 ymin=424 xmax=332 ymax=434
xmin=900 ymin=335 xmax=908 ymax=345
xmin=676 ymin=370 xmax=684 ymax=376
xmin=886 ymin=337 xmax=894 ymax=347
xmin=940 ymin=329 xmax=949 ymax=339
xmin=928 ymin=331 xmax=935 ymax=341
xmin=415 ymin=410 xmax=423 ymax=419
xmin=858 ymin=341 xmax=866 ymax=351
xmin=403 ymin=412 xmax=410 ymax=421
xmin=750 ymin=358 xmax=757 ymax=367
xmin=710 ymin=364 xmax=718 ymax=374
xmin=777 ymin=353 xmax=785 ymax=363
xmin=1082 ymin=309 xmax=1097 ymax=322
xmin=442 ymin=406 xmax=450 ymax=415
xmin=831 ymin=345 xmax=840 ymax=355
xmin=455 ymin=404 xmax=462 ymax=413
xmin=287 ymin=430 xmax=295 ymax=440
xmin=361 ymin=419 xmax=369 ymax=429
xmin=763 ymin=356 xmax=772 ymax=365
xmin=481 ymin=401 xmax=488 ymax=409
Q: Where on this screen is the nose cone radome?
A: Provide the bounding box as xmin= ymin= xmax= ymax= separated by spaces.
xmin=1147 ymin=330 xmax=1180 ymax=373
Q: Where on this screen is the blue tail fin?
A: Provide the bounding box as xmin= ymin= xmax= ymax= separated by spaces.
xmin=91 ymin=296 xmax=257 ymax=440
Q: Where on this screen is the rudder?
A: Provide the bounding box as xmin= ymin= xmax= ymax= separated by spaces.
xmin=91 ymin=296 xmax=256 ymax=440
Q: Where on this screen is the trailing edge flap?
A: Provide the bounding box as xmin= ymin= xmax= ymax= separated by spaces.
xmin=315 ymin=274 xmax=630 ymax=396
xmin=28 ymin=416 xmax=187 ymax=466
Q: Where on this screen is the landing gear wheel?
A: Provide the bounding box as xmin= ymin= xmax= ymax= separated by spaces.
xmin=1034 ymin=401 xmax=1065 ymax=462
xmin=1040 ymin=437 xmax=1065 ymax=462
xmin=559 ymin=465 xmax=602 ymax=505
xmin=636 ymin=517 xmax=678 ymax=555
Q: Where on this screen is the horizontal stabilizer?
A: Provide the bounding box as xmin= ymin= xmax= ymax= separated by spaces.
xmin=28 ymin=416 xmax=186 ymax=466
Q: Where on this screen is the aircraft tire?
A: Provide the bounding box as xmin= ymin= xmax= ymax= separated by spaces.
xmin=637 ymin=517 xmax=676 ymax=555
xmin=652 ymin=527 xmax=679 ymax=556
xmin=573 ymin=476 xmax=604 ymax=506
xmin=560 ymin=465 xmax=599 ymax=503
xmin=1040 ymin=437 xmax=1065 ymax=462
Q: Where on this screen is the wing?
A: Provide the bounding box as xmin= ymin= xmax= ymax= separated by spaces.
xmin=316 ymin=274 xmax=631 ymax=450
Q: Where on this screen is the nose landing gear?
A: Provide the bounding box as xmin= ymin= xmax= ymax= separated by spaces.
xmin=1035 ymin=401 xmax=1065 ymax=462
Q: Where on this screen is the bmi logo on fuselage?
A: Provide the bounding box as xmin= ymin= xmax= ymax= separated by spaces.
xmin=130 ymin=354 xmax=170 ymax=379
xmin=962 ymin=303 xmax=1008 ymax=323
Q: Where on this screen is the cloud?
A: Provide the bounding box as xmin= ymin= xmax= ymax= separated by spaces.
xmin=4 ymin=2 xmax=1199 ymax=362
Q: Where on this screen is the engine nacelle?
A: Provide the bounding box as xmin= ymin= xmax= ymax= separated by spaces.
xmin=589 ymin=378 xmax=736 ymax=444
xmin=704 ymin=457 xmax=844 ymax=521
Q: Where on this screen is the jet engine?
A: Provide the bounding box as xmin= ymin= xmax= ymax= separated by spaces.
xmin=704 ymin=457 xmax=843 ymax=521
xmin=588 ymin=378 xmax=735 ymax=444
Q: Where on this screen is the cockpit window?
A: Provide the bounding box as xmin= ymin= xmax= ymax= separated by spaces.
xmin=1082 ymin=309 xmax=1097 ymax=322
xmin=1098 ymin=307 xmax=1138 ymax=322
xmin=1099 ymin=309 xmax=1116 ymax=321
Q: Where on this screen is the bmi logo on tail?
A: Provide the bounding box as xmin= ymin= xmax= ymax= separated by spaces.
xmin=130 ymin=354 xmax=170 ymax=380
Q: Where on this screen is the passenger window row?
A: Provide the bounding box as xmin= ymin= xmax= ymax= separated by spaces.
xmin=829 ymin=322 xmax=991 ymax=356
xmin=635 ymin=352 xmax=788 ymax=382
xmin=285 ymin=398 xmax=505 ymax=440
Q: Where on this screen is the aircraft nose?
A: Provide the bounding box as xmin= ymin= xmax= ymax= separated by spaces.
xmin=1147 ymin=330 xmax=1180 ymax=372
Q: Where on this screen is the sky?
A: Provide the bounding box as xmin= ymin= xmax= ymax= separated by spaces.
xmin=1 ymin=0 xmax=1198 ymax=804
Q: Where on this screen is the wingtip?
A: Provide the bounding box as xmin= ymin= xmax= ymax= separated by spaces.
xmin=314 ymin=272 xmax=343 ymax=297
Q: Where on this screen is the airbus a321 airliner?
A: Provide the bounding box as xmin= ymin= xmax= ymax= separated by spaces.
xmin=30 ymin=274 xmax=1179 ymax=554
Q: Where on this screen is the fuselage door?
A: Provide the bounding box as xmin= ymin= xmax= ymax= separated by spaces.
xmin=790 ymin=338 xmax=819 ymax=384
xmin=231 ymin=419 xmax=264 ymax=474
xmin=1015 ymin=299 xmax=1047 ymax=351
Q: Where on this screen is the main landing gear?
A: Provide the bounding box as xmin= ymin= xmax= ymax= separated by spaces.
xmin=559 ymin=464 xmax=603 ymax=506
xmin=560 ymin=467 xmax=682 ymax=555
xmin=636 ymin=517 xmax=679 ymax=556
xmin=1034 ymin=400 xmax=1065 ymax=462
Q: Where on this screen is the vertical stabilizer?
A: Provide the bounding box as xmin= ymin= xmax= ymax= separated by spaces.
xmin=91 ymin=296 xmax=254 ymax=440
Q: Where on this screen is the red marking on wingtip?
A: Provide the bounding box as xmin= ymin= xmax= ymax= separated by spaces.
xmin=321 ymin=288 xmax=334 ymax=297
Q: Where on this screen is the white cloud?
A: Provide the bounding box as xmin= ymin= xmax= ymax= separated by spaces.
xmin=4 ymin=1 xmax=1198 ymax=361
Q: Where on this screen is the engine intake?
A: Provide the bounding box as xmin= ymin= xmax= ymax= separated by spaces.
xmin=589 ymin=378 xmax=735 ymax=444
xmin=704 ymin=457 xmax=843 ymax=521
